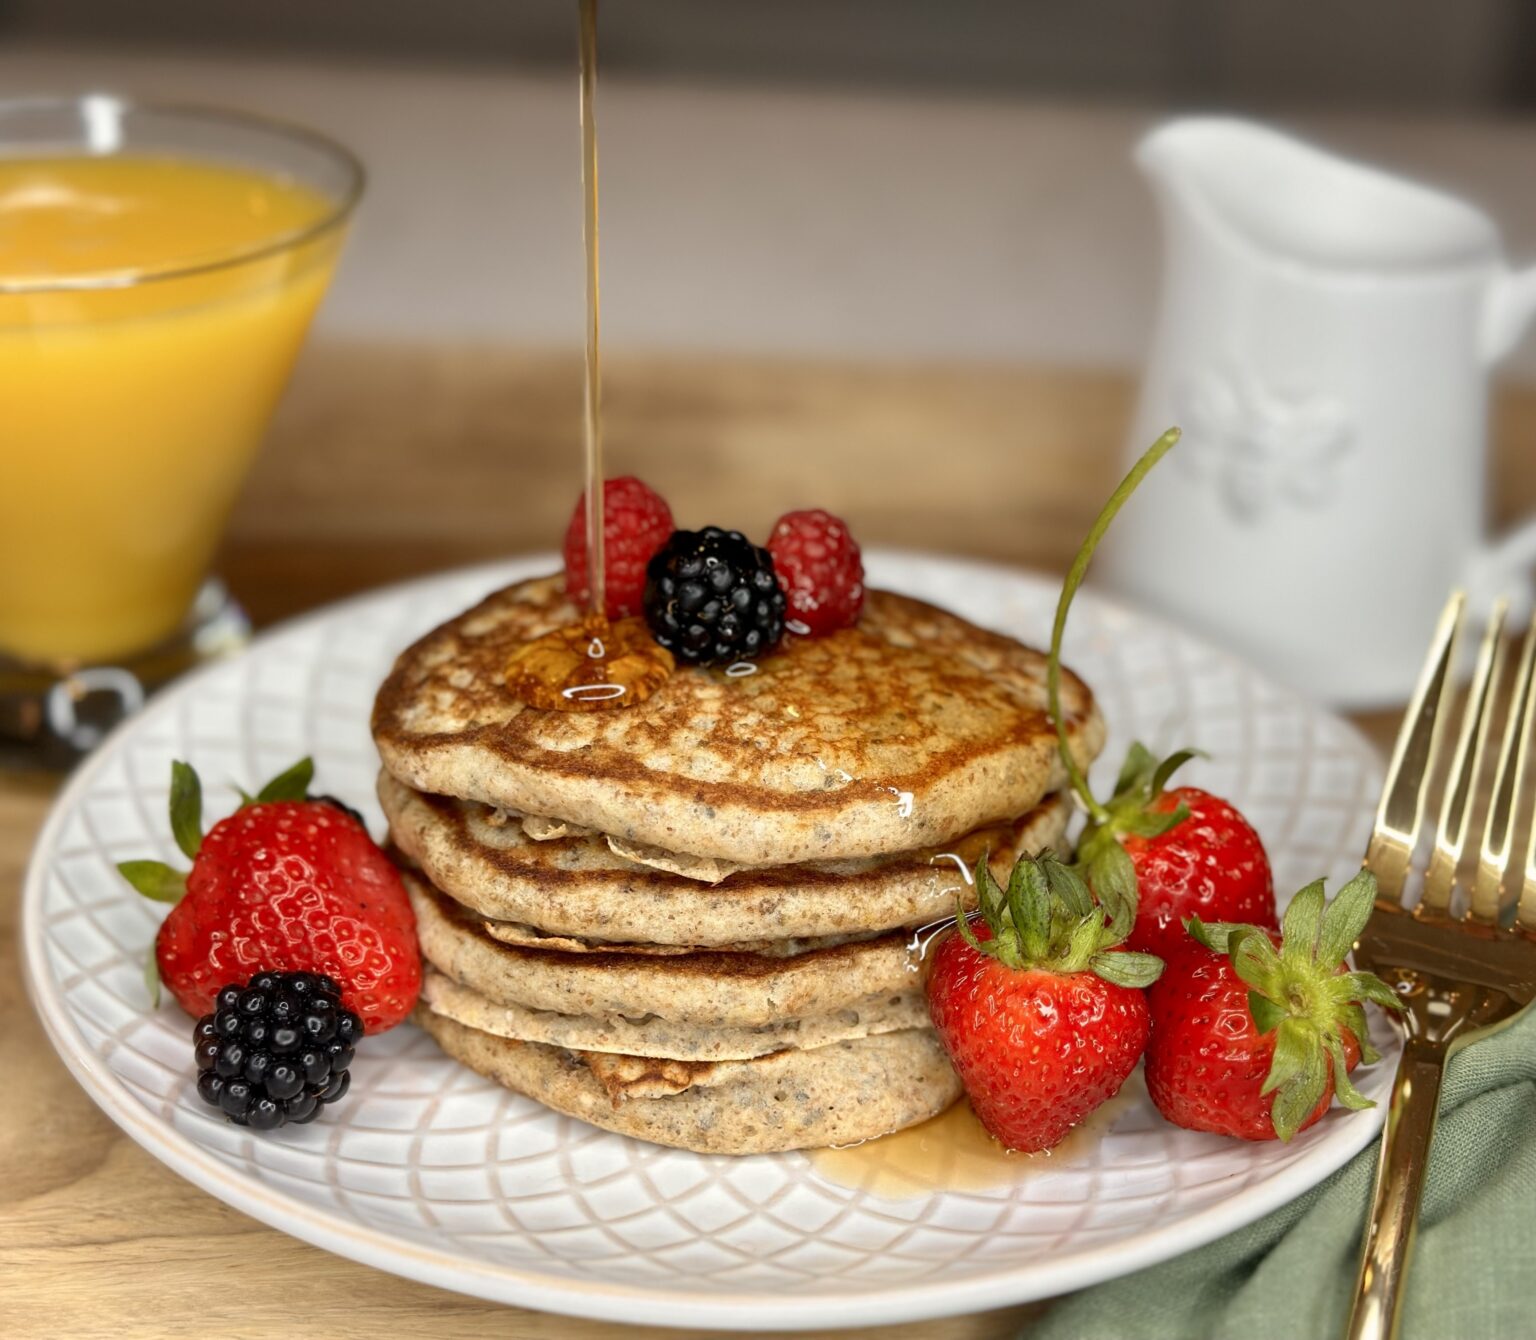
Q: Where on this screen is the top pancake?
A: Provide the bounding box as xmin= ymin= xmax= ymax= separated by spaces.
xmin=373 ymin=573 xmax=1104 ymax=866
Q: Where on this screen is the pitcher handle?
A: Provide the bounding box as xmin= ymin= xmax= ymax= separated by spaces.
xmin=1467 ymin=519 xmax=1536 ymax=619
xmin=1481 ymin=262 xmax=1536 ymax=362
xmin=1471 ymin=265 xmax=1536 ymax=614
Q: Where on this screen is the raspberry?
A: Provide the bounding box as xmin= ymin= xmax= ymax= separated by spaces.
xmin=643 ymin=527 xmax=786 ymax=665
xmin=765 ymin=509 xmax=865 ymax=636
xmin=563 ymin=476 xmax=675 ymax=619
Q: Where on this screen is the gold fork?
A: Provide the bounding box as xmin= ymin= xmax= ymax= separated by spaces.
xmin=1345 ymin=592 xmax=1536 ymax=1340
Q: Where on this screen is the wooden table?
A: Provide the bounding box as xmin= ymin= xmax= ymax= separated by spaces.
xmin=4 ymin=344 xmax=1531 ymax=1337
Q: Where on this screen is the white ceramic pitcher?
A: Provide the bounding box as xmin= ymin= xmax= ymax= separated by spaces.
xmin=1099 ymin=117 xmax=1536 ymax=706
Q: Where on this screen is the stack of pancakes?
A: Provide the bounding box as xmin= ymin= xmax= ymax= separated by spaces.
xmin=372 ymin=574 xmax=1103 ymax=1155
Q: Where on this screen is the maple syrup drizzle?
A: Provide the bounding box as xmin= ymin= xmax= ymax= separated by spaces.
xmin=929 ymin=851 xmax=976 ymax=883
xmin=502 ymin=2 xmax=679 ymax=712
xmin=579 ymin=0 xmax=606 ymax=621
xmin=807 ymin=1081 xmax=1140 ymax=1199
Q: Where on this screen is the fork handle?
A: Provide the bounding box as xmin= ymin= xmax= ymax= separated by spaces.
xmin=1344 ymin=1042 xmax=1447 ymax=1340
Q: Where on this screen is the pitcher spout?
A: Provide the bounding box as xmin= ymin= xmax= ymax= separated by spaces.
xmin=1137 ymin=116 xmax=1496 ymax=273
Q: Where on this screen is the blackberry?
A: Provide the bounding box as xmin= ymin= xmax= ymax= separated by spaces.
xmin=643 ymin=527 xmax=787 ymax=665
xmin=193 ymin=971 xmax=362 ymax=1130
xmin=309 ymin=793 xmax=368 ymax=829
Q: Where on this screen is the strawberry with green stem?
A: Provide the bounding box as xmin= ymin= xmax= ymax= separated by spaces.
xmin=1145 ymin=871 xmax=1403 ymax=1140
xmin=118 ymin=758 xmax=420 ymax=1033
xmin=927 ymin=850 xmax=1163 ymax=1153
xmin=1045 ymin=427 xmax=1278 ymax=956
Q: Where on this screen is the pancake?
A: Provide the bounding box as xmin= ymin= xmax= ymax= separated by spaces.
xmin=408 ymin=874 xmax=931 ymax=1032
xmin=414 ymin=1008 xmax=962 ymax=1154
xmin=372 ymin=574 xmax=1103 ymax=866
xmin=382 ymin=771 xmax=1072 ymax=947
xmin=420 ymin=969 xmax=931 ymax=1061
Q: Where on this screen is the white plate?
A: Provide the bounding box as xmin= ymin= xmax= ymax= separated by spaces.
xmin=22 ymin=551 xmax=1392 ymax=1331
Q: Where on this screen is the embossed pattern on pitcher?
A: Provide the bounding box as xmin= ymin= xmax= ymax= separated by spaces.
xmin=1177 ymin=367 xmax=1353 ymax=523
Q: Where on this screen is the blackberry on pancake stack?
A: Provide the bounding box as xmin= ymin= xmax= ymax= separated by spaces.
xmin=372 ymin=571 xmax=1104 ymax=1154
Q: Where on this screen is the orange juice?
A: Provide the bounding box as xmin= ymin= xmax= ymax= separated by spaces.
xmin=0 ymin=155 xmax=345 ymax=664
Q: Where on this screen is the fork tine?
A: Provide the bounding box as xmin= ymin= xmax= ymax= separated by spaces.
xmin=1422 ymin=600 xmax=1508 ymax=916
xmin=1472 ymin=612 xmax=1536 ymax=924
xmin=1521 ymin=719 xmax=1536 ymax=930
xmin=1367 ymin=592 xmax=1466 ymax=903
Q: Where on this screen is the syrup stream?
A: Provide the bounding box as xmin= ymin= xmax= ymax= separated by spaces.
xmin=579 ymin=0 xmax=606 ymax=619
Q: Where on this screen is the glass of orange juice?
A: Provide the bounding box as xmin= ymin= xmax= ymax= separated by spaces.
xmin=0 ymin=96 xmax=362 ymax=762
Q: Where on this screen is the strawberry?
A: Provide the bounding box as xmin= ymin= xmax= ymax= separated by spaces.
xmin=927 ymin=851 xmax=1162 ymax=1152
xmin=1078 ymin=744 xmax=1277 ymax=957
xmin=1144 ymin=872 xmax=1402 ymax=1141
xmin=1041 ymin=427 xmax=1277 ymax=951
xmin=118 ymin=758 xmax=421 ymax=1034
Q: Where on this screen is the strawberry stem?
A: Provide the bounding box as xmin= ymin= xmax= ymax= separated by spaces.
xmin=1047 ymin=427 xmax=1181 ymax=822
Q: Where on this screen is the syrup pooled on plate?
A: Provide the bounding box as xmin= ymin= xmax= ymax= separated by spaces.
xmin=808 ymin=1082 xmax=1139 ymax=1199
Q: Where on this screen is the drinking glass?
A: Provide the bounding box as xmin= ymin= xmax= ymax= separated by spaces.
xmin=0 ymin=96 xmax=363 ymax=763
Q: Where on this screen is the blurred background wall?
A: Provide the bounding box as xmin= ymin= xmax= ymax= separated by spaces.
xmin=7 ymin=0 xmax=1536 ymax=376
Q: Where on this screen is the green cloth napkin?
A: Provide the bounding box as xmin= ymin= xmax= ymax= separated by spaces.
xmin=1031 ymin=1009 xmax=1536 ymax=1340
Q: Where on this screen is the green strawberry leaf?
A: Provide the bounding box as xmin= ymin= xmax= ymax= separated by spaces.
xmin=117 ymin=860 xmax=187 ymax=904
xmin=1317 ymin=869 xmax=1379 ymax=969
xmin=1325 ymin=1033 xmax=1375 ymax=1111
xmin=1228 ymin=926 xmax=1285 ymax=999
xmin=168 ymin=760 xmax=203 ymax=860
xmin=955 ymin=889 xmax=987 ymax=954
xmin=1280 ymin=879 xmax=1326 ymax=966
xmin=143 ymin=945 xmax=162 ymax=1007
xmin=1185 ymin=914 xmax=1232 ymax=953
xmin=255 ymin=757 xmax=315 ymax=804
xmin=1007 ymin=856 xmax=1051 ymax=961
xmin=956 ymin=897 xmax=987 ymax=955
xmin=1042 ymin=855 xmax=1094 ymax=919
xmin=1260 ymin=1016 xmax=1314 ymax=1096
xmin=1115 ymin=803 xmax=1190 ymax=839
xmin=1114 ymin=742 xmax=1158 ymax=798
xmin=1086 ymin=840 xmax=1139 ymax=940
xmin=1249 ymin=990 xmax=1287 ymax=1035
xmin=1270 ymin=1031 xmax=1330 ymax=1141
xmin=1328 ymin=970 xmax=1405 ymax=1014
xmin=1062 ymin=913 xmax=1107 ymax=972
xmin=1089 ymin=949 xmax=1164 ymax=989
xmin=1338 ymin=1003 xmax=1379 ymax=1065
xmin=974 ymin=856 xmax=1006 ymax=926
xmin=1149 ymin=747 xmax=1204 ymax=799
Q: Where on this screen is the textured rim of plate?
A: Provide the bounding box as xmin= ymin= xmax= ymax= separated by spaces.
xmin=21 ymin=551 xmax=1388 ymax=1332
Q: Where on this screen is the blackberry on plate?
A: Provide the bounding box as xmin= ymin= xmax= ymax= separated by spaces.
xmin=643 ymin=526 xmax=787 ymax=666
xmin=309 ymin=793 xmax=368 ymax=829
xmin=193 ymin=971 xmax=361 ymax=1130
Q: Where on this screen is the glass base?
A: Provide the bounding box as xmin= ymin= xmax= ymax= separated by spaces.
xmin=0 ymin=577 xmax=250 ymax=770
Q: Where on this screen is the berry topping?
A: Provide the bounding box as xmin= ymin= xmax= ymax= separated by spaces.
xmin=765 ymin=508 xmax=865 ymax=636
xmin=927 ymin=852 xmax=1163 ymax=1152
xmin=194 ymin=971 xmax=361 ymax=1129
xmin=643 ymin=527 xmax=787 ymax=665
xmin=1145 ymin=873 xmax=1403 ymax=1141
xmin=563 ymin=475 xmax=676 ymax=619
xmin=119 ymin=759 xmax=421 ymax=1033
